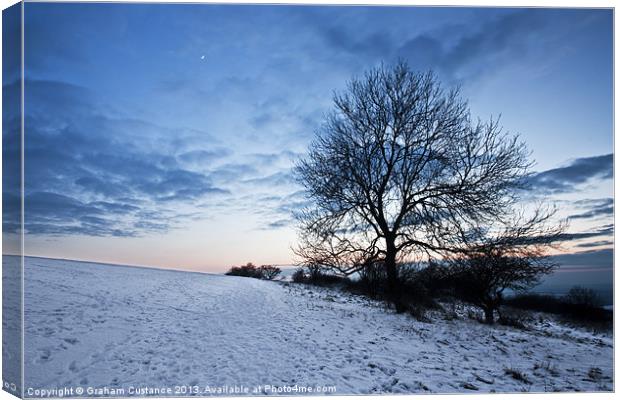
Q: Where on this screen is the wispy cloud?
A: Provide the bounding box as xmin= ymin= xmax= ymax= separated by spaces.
xmin=527 ymin=154 xmax=612 ymax=194
xmin=575 ymin=240 xmax=613 ymax=248
xmin=569 ymin=198 xmax=613 ymax=220
xmin=553 ymin=224 xmax=614 ymax=242
xmin=12 ymin=79 xmax=229 ymax=237
xmin=309 ymin=8 xmax=607 ymax=84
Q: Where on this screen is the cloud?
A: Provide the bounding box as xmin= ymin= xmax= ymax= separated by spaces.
xmin=305 ymin=8 xmax=600 ymax=84
xmin=394 ymin=9 xmax=606 ymax=83
xmin=422 ymin=10 xmax=543 ymax=77
xmin=12 ymin=79 xmax=313 ymax=237
xmin=21 ymin=192 xmax=138 ymax=237
xmin=575 ymin=240 xmax=613 ymax=248
xmin=264 ymin=219 xmax=292 ymax=230
xmin=2 ymin=192 xmax=22 ymax=234
xmin=178 ymin=148 xmax=232 ymax=165
xmin=553 ymin=224 xmax=614 ymax=242
xmin=243 ymin=171 xmax=296 ymax=187
xmin=248 ymin=190 xmax=309 ymax=231
xmin=569 ymin=198 xmax=613 ymax=220
xmin=15 ymin=79 xmax=230 ymax=237
xmin=136 ymin=169 xmax=230 ymax=202
xmin=527 ymin=154 xmax=612 ymax=194
xmin=551 ymin=248 xmax=613 ymax=269
xmin=274 ymin=190 xmax=312 ymax=215
xmin=322 ymin=26 xmax=393 ymax=60
xmin=210 ymin=163 xmax=258 ymax=182
xmin=526 ymin=223 xmax=614 ymax=248
xmin=246 ymin=151 xmax=303 ymax=168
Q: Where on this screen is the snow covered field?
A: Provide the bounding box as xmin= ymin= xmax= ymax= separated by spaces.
xmin=6 ymin=256 xmax=614 ymax=395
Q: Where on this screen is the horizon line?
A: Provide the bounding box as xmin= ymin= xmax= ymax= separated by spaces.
xmin=2 ymin=247 xmax=613 ymax=275
xmin=2 ymin=253 xmax=299 ymax=274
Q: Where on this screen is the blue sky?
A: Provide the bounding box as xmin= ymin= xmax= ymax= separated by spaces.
xmin=4 ymin=4 xmax=613 ymax=271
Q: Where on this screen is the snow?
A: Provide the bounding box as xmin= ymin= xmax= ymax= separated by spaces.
xmin=6 ymin=256 xmax=613 ymax=395
xmin=2 ymin=255 xmax=22 ymax=396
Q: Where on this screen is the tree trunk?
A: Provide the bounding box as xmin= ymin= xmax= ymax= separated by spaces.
xmin=483 ymin=306 xmax=494 ymax=324
xmin=385 ymin=239 xmax=405 ymax=313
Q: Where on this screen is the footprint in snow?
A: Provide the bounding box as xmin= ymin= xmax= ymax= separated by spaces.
xmin=40 ymin=327 xmax=55 ymax=338
xmin=68 ymin=360 xmax=78 ymax=372
xmin=34 ymin=349 xmax=52 ymax=364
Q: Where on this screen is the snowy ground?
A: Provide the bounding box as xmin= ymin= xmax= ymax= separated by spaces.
xmin=7 ymin=256 xmax=614 ymax=396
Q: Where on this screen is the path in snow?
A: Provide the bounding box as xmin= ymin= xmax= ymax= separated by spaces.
xmin=14 ymin=257 xmax=613 ymax=394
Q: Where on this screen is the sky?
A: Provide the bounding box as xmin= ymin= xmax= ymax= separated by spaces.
xmin=2 ymin=3 xmax=614 ymax=272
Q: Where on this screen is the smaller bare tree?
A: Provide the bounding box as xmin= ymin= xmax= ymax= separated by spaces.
xmin=451 ymin=207 xmax=566 ymax=324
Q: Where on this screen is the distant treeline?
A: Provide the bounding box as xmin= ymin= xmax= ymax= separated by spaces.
xmin=225 ymin=263 xmax=281 ymax=280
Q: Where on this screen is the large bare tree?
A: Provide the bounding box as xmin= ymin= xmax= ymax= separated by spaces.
xmin=294 ymin=62 xmax=533 ymax=312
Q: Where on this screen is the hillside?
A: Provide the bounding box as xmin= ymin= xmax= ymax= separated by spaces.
xmin=5 ymin=257 xmax=614 ymax=395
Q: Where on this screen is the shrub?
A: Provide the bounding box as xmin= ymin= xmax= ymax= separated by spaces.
xmin=467 ymin=308 xmax=482 ymax=322
xmin=504 ymin=290 xmax=612 ymax=326
xmin=400 ymin=279 xmax=442 ymax=311
xmin=291 ymin=264 xmax=350 ymax=286
xmin=395 ymin=263 xmax=445 ymax=316
xmin=310 ymin=272 xmax=350 ymax=286
xmin=565 ymin=286 xmax=602 ymax=307
xmin=504 ymin=293 xmax=563 ymax=314
xmin=306 ymin=263 xmax=326 ymax=282
xmin=292 ymin=268 xmax=307 ymax=283
xmin=346 ymin=261 xmax=444 ymax=319
xmin=226 ymin=262 xmax=262 ymax=278
xmin=259 ymin=265 xmax=281 ymax=280
xmin=497 ymin=307 xmax=532 ymax=329
xmin=357 ymin=261 xmax=387 ymax=297
xmin=407 ymin=303 xmax=431 ymax=322
xmin=587 ymin=367 xmax=603 ymax=382
xmin=407 ymin=261 xmax=452 ymax=298
xmin=226 ymin=263 xmax=282 ymax=280
xmin=504 ymin=368 xmax=532 ymax=385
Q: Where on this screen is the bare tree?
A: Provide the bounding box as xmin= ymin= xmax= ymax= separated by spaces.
xmin=294 ymin=61 xmax=533 ymax=312
xmin=450 ymin=207 xmax=566 ymax=323
xmin=259 ymin=265 xmax=282 ymax=280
